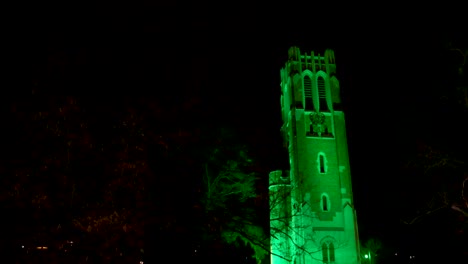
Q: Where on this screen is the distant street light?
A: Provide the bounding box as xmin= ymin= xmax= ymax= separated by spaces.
xmin=364 ymin=252 xmax=372 ymax=263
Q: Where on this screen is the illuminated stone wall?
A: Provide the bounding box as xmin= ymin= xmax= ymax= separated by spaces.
xmin=270 ymin=47 xmax=361 ymax=264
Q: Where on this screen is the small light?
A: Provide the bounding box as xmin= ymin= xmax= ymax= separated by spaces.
xmin=364 ymin=254 xmax=369 ymax=259
xmin=140 ymin=261 xmax=144 ymax=264
xmin=21 ymin=245 xmax=24 ymax=248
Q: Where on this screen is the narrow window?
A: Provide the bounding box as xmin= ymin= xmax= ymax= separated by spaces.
xmin=304 ymin=76 xmax=313 ymax=111
xmin=322 ymin=241 xmax=335 ymax=263
xmin=318 ymin=76 xmax=328 ymax=111
xmin=322 ymin=243 xmax=329 ymax=263
xmin=329 ymin=243 xmax=335 ymax=262
xmin=322 ymin=195 xmax=328 ymax=211
xmin=319 ymin=155 xmax=325 ymax=173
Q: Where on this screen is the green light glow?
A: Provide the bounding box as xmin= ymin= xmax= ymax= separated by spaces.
xmin=270 ymin=47 xmax=361 ymax=263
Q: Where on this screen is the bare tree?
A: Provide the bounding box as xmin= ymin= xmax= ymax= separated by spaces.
xmin=203 ymin=153 xmax=349 ymax=263
xmin=401 ymin=142 xmax=468 ymax=226
xmin=201 ymin=142 xmax=269 ymax=262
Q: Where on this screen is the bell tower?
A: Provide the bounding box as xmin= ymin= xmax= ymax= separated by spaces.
xmin=269 ymin=47 xmax=361 ymax=264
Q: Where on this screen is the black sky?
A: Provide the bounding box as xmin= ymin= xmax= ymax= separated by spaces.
xmin=19 ymin=3 xmax=467 ymax=254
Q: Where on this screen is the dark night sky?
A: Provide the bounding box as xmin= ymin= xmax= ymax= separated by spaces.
xmin=14 ymin=3 xmax=467 ymax=257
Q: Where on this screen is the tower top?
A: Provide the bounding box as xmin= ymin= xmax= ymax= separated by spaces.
xmin=287 ymin=47 xmax=336 ymax=72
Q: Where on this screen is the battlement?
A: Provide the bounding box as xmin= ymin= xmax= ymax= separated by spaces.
xmin=269 ymin=170 xmax=290 ymax=187
xmin=287 ymin=46 xmax=336 ymax=74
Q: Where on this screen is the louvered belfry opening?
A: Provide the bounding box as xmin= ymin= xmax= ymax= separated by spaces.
xmin=318 ymin=76 xmax=328 ymax=111
xmin=304 ymin=75 xmax=313 ymax=111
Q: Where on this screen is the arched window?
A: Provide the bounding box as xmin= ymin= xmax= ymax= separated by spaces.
xmin=322 ymin=240 xmax=336 ymax=263
xmin=317 ymin=76 xmax=328 ymax=112
xmin=321 ymin=193 xmax=330 ymax=212
xmin=304 ymin=75 xmax=313 ymax=111
xmin=322 ymin=195 xmax=328 ymax=211
xmin=320 ymin=155 xmax=325 ymax=173
xmin=317 ymin=152 xmax=327 ymax=174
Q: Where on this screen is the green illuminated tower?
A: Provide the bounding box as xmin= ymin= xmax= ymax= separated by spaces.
xmin=269 ymin=47 xmax=361 ymax=264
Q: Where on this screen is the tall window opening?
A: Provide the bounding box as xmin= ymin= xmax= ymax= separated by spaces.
xmin=322 ymin=195 xmax=328 ymax=211
xmin=318 ymin=76 xmax=328 ymax=112
xmin=329 ymin=243 xmax=335 ymax=262
xmin=322 ymin=243 xmax=328 ymax=263
xmin=321 ymin=193 xmax=330 ymax=212
xmin=322 ymin=241 xmax=336 ymax=263
xmin=317 ymin=152 xmax=327 ymax=173
xmin=319 ymin=154 xmax=325 ymax=173
xmin=304 ymin=76 xmax=313 ymax=111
